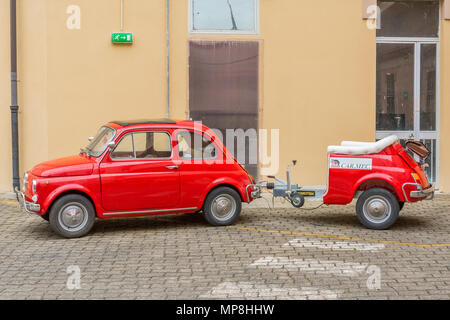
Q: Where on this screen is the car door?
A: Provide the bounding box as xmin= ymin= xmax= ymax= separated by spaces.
xmin=99 ymin=129 xmax=180 ymax=212
xmin=175 ymin=129 xmax=224 ymax=208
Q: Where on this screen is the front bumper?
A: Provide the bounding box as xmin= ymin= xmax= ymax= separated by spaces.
xmin=14 ymin=187 xmax=40 ymax=214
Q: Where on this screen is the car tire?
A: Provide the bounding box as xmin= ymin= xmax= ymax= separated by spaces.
xmin=399 ymin=201 xmax=405 ymax=211
xmin=356 ymin=188 xmax=399 ymax=230
xmin=203 ymin=187 xmax=241 ymax=226
xmin=40 ymin=213 xmax=49 ymax=221
xmin=49 ymin=194 xmax=96 ymax=238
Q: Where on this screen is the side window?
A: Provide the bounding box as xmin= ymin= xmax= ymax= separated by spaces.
xmin=135 ymin=132 xmax=172 ymax=159
xmin=111 ymin=131 xmax=172 ymax=160
xmin=177 ymin=131 xmax=217 ymax=159
xmin=111 ymin=134 xmax=134 ymax=159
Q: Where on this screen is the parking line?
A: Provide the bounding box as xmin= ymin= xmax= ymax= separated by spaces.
xmin=284 ymin=238 xmax=386 ymax=251
xmin=0 ymin=200 xmax=18 ymax=206
xmin=200 ymin=281 xmax=342 ymax=300
xmin=228 ymin=226 xmax=450 ymax=248
xmin=249 ymin=256 xmax=368 ymax=277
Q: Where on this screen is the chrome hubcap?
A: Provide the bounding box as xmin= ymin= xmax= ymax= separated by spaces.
xmin=58 ymin=203 xmax=88 ymax=232
xmin=292 ymin=196 xmax=301 ymax=205
xmin=363 ymin=196 xmax=391 ymax=223
xmin=211 ymin=194 xmax=236 ymax=221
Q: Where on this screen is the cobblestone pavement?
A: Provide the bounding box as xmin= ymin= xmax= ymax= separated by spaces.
xmin=0 ymin=194 xmax=449 ymax=300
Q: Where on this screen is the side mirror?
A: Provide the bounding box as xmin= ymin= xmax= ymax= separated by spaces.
xmin=107 ymin=141 xmax=116 ymax=150
xmin=88 ymin=136 xmax=94 ymax=141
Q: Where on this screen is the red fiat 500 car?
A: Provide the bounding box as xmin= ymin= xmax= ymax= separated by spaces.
xmin=16 ymin=119 xmax=257 ymax=238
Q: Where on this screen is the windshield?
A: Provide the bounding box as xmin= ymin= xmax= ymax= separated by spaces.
xmin=83 ymin=126 xmax=116 ymax=157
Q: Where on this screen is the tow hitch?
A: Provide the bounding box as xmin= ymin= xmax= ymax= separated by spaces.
xmin=248 ymin=160 xmax=318 ymax=208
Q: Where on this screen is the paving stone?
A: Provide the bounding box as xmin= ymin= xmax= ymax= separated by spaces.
xmin=0 ymin=195 xmax=449 ymax=299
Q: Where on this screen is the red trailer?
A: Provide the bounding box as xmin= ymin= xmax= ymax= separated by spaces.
xmin=251 ymin=135 xmax=434 ymax=230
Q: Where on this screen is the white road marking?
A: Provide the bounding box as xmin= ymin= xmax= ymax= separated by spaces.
xmin=200 ymin=281 xmax=342 ymax=300
xmin=249 ymin=256 xmax=368 ymax=277
xmin=284 ymin=238 xmax=385 ymax=252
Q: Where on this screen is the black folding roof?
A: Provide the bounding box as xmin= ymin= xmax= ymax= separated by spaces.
xmin=110 ymin=119 xmax=177 ymax=127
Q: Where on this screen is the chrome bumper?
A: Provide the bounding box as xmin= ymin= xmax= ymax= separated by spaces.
xmin=401 ymin=183 xmax=434 ymax=202
xmin=246 ymin=184 xmax=262 ymax=203
xmin=410 ymin=185 xmax=434 ymax=199
xmin=14 ymin=187 xmax=40 ymax=215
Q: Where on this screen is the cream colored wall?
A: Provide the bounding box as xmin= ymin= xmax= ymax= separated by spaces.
xmin=45 ymin=0 xmax=167 ymax=161
xmin=439 ymin=19 xmax=450 ymax=192
xmin=0 ymin=0 xmax=378 ymax=191
xmin=171 ymin=0 xmax=376 ymax=186
xmin=0 ymin=0 xmax=167 ymax=192
xmin=17 ymin=0 xmax=49 ymax=192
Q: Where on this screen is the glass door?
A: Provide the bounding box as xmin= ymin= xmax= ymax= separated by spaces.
xmin=376 ymin=41 xmax=438 ymax=182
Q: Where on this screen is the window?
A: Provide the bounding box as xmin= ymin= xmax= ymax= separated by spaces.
xmin=111 ymin=131 xmax=172 ymax=159
xmin=111 ymin=134 xmax=134 ymax=159
xmin=377 ymin=1 xmax=439 ymax=38
xmin=190 ymin=0 xmax=258 ymax=33
xmin=84 ymin=126 xmax=115 ymax=157
xmin=177 ymin=131 xmax=217 ymax=159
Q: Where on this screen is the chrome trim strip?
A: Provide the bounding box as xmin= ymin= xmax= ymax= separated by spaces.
xmin=103 ymin=207 xmax=197 ymax=216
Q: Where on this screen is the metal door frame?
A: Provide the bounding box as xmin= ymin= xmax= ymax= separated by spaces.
xmin=376 ymin=37 xmax=440 ymax=185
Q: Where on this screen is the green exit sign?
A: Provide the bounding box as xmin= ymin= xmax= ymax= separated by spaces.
xmin=111 ymin=32 xmax=133 ymax=44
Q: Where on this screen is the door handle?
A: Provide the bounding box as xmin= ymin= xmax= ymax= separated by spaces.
xmin=165 ymin=165 xmax=179 ymax=170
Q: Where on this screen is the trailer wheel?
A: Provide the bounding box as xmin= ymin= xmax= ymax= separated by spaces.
xmin=290 ymin=192 xmax=305 ymax=208
xmin=356 ymin=188 xmax=399 ymax=230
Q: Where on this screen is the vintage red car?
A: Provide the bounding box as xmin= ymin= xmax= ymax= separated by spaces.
xmin=16 ymin=119 xmax=257 ymax=238
xmin=323 ymin=135 xmax=434 ymax=229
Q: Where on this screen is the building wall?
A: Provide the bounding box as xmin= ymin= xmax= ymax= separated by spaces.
xmin=0 ymin=0 xmax=167 ymax=191
xmin=439 ymin=18 xmax=450 ymax=191
xmin=6 ymin=0 xmax=450 ymax=193
xmin=171 ymin=0 xmax=376 ymax=186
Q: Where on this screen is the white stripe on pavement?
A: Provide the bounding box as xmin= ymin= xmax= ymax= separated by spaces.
xmin=200 ymin=281 xmax=342 ymax=300
xmin=284 ymin=238 xmax=385 ymax=252
xmin=249 ymin=256 xmax=368 ymax=277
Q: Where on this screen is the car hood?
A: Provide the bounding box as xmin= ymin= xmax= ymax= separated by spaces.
xmin=31 ymin=155 xmax=95 ymax=177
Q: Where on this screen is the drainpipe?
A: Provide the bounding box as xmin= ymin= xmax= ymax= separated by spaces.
xmin=166 ymin=0 xmax=170 ymax=118
xmin=10 ymin=0 xmax=20 ymax=190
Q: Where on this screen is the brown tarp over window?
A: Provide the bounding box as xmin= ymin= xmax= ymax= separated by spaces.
xmin=189 ymin=41 xmax=259 ymax=177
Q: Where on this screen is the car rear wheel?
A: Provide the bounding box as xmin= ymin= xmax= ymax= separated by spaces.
xmin=203 ymin=187 xmax=241 ymax=226
xmin=49 ymin=194 xmax=96 ymax=238
xmin=356 ymin=188 xmax=399 ymax=230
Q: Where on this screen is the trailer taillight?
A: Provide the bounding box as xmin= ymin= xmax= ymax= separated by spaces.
xmin=412 ymin=172 xmax=421 ymax=184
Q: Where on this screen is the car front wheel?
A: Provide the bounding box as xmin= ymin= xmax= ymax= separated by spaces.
xmin=49 ymin=194 xmax=96 ymax=238
xmin=356 ymin=188 xmax=399 ymax=230
xmin=203 ymin=187 xmax=241 ymax=226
